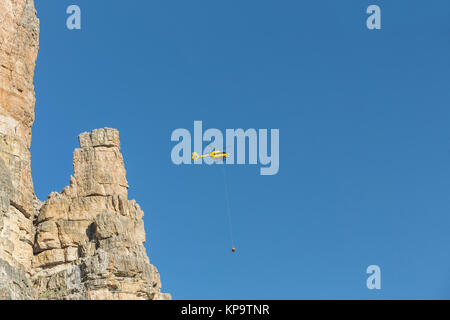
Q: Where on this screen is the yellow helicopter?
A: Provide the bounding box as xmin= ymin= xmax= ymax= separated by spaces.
xmin=192 ymin=150 xmax=229 ymax=161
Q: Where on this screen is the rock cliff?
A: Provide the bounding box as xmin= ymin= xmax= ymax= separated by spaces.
xmin=0 ymin=0 xmax=170 ymax=300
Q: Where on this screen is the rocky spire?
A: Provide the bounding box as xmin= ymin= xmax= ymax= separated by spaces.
xmin=33 ymin=128 xmax=170 ymax=300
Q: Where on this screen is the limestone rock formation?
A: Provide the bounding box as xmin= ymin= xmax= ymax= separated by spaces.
xmin=0 ymin=0 xmax=39 ymax=299
xmin=32 ymin=128 xmax=170 ymax=300
xmin=0 ymin=0 xmax=170 ymax=300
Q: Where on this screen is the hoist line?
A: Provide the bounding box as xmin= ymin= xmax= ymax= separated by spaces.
xmin=221 ymin=161 xmax=235 ymax=249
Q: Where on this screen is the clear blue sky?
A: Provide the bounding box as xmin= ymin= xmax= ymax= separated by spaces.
xmin=32 ymin=1 xmax=450 ymax=299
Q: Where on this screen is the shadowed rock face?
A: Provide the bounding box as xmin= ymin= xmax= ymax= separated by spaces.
xmin=0 ymin=1 xmax=170 ymax=300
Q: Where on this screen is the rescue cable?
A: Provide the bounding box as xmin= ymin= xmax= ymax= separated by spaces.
xmin=192 ymin=150 xmax=236 ymax=253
